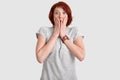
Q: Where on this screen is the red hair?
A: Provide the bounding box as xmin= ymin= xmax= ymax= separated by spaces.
xmin=49 ymin=1 xmax=72 ymax=26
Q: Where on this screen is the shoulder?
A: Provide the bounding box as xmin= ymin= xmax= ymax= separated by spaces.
xmin=36 ymin=26 xmax=53 ymax=40
xmin=36 ymin=26 xmax=51 ymax=37
xmin=37 ymin=26 xmax=53 ymax=32
xmin=68 ymin=26 xmax=84 ymax=39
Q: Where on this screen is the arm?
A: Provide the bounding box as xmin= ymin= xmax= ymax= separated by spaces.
xmin=36 ymin=33 xmax=58 ymax=63
xmin=62 ymin=36 xmax=85 ymax=61
xmin=59 ymin=16 xmax=85 ymax=61
xmin=36 ymin=16 xmax=61 ymax=63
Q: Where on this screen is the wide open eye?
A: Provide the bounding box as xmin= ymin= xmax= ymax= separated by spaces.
xmin=54 ymin=11 xmax=59 ymax=15
xmin=63 ymin=11 xmax=66 ymax=14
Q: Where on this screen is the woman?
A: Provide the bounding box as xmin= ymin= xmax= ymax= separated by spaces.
xmin=36 ymin=1 xmax=85 ymax=80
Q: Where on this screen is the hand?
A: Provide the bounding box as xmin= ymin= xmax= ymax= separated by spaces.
xmin=53 ymin=17 xmax=61 ymax=37
xmin=60 ymin=16 xmax=68 ymax=38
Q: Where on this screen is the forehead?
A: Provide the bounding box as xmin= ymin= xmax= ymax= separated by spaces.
xmin=54 ymin=7 xmax=65 ymax=11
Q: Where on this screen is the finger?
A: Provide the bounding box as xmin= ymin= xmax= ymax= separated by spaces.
xmin=54 ymin=17 xmax=59 ymax=26
xmin=63 ymin=17 xmax=67 ymax=25
xmin=57 ymin=17 xmax=61 ymax=23
xmin=54 ymin=17 xmax=57 ymax=24
xmin=60 ymin=19 xmax=63 ymax=27
xmin=56 ymin=18 xmax=61 ymax=28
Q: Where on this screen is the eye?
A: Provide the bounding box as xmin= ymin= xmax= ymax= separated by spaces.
xmin=63 ymin=11 xmax=66 ymax=14
xmin=54 ymin=12 xmax=59 ymax=15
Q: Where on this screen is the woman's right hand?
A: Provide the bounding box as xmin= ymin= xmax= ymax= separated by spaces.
xmin=53 ymin=17 xmax=61 ymax=37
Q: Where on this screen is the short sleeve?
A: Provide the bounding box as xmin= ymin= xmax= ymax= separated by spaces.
xmin=36 ymin=27 xmax=47 ymax=39
xmin=73 ymin=27 xmax=84 ymax=41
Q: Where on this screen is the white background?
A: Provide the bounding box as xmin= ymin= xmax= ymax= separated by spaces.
xmin=0 ymin=0 xmax=120 ymax=80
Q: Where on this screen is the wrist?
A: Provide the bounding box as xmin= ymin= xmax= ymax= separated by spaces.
xmin=52 ymin=33 xmax=59 ymax=38
xmin=61 ymin=35 xmax=69 ymax=43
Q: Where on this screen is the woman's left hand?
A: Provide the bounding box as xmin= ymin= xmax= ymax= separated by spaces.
xmin=60 ymin=16 xmax=68 ymax=38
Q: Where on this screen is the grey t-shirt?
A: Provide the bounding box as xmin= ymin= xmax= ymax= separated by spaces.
xmin=36 ymin=26 xmax=83 ymax=80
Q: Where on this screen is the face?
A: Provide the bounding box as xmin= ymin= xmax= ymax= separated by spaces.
xmin=53 ymin=7 xmax=68 ymax=22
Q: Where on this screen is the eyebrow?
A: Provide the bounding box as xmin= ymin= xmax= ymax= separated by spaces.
xmin=54 ymin=10 xmax=59 ymax=12
xmin=54 ymin=9 xmax=65 ymax=12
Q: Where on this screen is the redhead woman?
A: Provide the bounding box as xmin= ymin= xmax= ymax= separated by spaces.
xmin=36 ymin=1 xmax=85 ymax=80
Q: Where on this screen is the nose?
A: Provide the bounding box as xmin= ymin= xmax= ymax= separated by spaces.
xmin=59 ymin=13 xmax=62 ymax=18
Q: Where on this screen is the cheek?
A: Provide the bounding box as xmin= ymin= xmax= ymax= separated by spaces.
xmin=64 ymin=15 xmax=68 ymax=18
xmin=65 ymin=16 xmax=68 ymax=20
xmin=66 ymin=15 xmax=68 ymax=18
xmin=54 ymin=15 xmax=59 ymax=18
